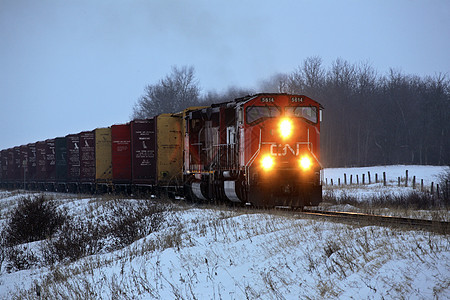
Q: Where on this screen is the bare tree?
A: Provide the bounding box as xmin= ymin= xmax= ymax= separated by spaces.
xmin=300 ymin=56 xmax=326 ymax=97
xmin=285 ymin=56 xmax=326 ymax=99
xmin=130 ymin=59 xmax=449 ymax=167
xmin=132 ymin=66 xmax=200 ymax=119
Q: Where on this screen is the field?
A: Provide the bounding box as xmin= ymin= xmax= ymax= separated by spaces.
xmin=0 ymin=165 xmax=449 ymax=299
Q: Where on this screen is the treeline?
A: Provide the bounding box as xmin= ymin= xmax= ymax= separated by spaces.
xmin=132 ymin=58 xmax=449 ymax=167
xmin=264 ymin=57 xmax=449 ymax=167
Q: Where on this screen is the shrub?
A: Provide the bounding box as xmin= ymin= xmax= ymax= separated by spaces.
xmin=438 ymin=169 xmax=450 ymax=204
xmin=43 ymin=199 xmax=168 ymax=263
xmin=369 ymin=192 xmax=438 ymax=210
xmin=108 ymin=199 xmax=166 ymax=247
xmin=324 ymin=240 xmax=340 ymax=258
xmin=44 ymin=219 xmax=104 ymax=263
xmin=4 ymin=245 xmax=38 ymax=272
xmin=3 ymin=195 xmax=65 ymax=247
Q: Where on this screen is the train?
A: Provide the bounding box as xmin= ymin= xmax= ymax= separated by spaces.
xmin=0 ymin=93 xmax=323 ymax=208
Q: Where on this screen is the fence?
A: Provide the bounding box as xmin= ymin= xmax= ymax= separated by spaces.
xmin=323 ymin=169 xmax=448 ymax=199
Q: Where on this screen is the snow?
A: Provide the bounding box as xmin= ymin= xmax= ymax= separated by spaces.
xmin=0 ymin=165 xmax=449 ymax=299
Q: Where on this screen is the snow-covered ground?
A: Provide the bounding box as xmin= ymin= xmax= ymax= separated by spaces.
xmin=0 ymin=165 xmax=449 ymax=299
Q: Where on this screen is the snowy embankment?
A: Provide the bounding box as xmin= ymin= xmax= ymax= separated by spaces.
xmin=0 ymin=165 xmax=449 ymax=299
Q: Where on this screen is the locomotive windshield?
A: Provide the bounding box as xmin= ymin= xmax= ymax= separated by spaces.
xmin=246 ymin=106 xmax=281 ymax=124
xmin=285 ymin=106 xmax=318 ymax=123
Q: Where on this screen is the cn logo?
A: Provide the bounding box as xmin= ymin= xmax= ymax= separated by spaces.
xmin=270 ymin=143 xmax=301 ymax=156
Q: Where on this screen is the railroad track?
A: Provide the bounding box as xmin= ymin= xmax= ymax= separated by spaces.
xmin=301 ymin=209 xmax=450 ymax=234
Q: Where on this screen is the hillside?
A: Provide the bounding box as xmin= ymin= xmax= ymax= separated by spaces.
xmin=0 ymin=165 xmax=449 ymax=299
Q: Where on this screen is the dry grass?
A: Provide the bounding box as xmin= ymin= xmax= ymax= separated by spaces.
xmin=319 ymin=187 xmax=450 ymax=221
xmin=3 ymin=193 xmax=449 ymax=299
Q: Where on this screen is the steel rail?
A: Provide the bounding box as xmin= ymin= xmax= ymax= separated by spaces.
xmin=301 ymin=209 xmax=450 ymax=234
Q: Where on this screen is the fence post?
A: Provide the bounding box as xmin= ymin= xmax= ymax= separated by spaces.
xmin=357 ymin=175 xmax=359 ymax=185
xmin=405 ymin=170 xmax=408 ymax=187
xmin=350 ymin=175 xmax=353 ymax=185
xmin=331 ymin=179 xmax=333 ymax=186
xmin=368 ymin=171 xmax=371 ymax=184
xmin=421 ymin=179 xmax=424 ymax=192
xmin=375 ymin=173 xmax=378 ymax=183
xmin=437 ymin=184 xmax=440 ymax=198
xmin=431 ymin=182 xmax=434 ymax=195
xmin=344 ymin=173 xmax=347 ymax=185
xmin=383 ymin=172 xmax=386 ymax=186
xmin=338 ymin=178 xmax=341 ymax=186
xmin=398 ymin=177 xmax=400 ymax=187
xmin=412 ymin=176 xmax=416 ymax=189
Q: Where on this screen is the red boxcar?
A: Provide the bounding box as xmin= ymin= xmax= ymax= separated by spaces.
xmin=27 ymin=143 xmax=37 ymax=183
xmin=13 ymin=147 xmax=21 ymax=182
xmin=111 ymin=124 xmax=131 ymax=184
xmin=66 ymin=134 xmax=80 ymax=183
xmin=130 ymin=119 xmax=157 ymax=186
xmin=45 ymin=139 xmax=56 ymax=182
xmin=55 ymin=137 xmax=67 ymax=183
xmin=35 ymin=141 xmax=47 ymax=182
xmin=80 ymin=131 xmax=95 ymax=183
xmin=19 ymin=145 xmax=28 ymax=186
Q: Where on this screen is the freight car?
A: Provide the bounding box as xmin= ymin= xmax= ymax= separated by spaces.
xmin=0 ymin=93 xmax=323 ymax=208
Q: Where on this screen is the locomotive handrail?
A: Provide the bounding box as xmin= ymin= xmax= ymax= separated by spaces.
xmin=244 ymin=129 xmax=263 ymax=186
xmin=246 ymin=128 xmax=262 ymax=168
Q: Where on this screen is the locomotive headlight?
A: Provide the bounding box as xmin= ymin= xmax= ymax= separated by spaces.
xmin=279 ymin=119 xmax=292 ymax=139
xmin=261 ymin=155 xmax=274 ymax=170
xmin=299 ymin=156 xmax=312 ymax=170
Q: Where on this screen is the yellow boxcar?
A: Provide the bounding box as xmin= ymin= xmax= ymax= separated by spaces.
xmin=156 ymin=107 xmax=206 ymax=186
xmin=95 ymin=127 xmax=112 ymax=182
xmin=156 ymin=114 xmax=183 ymax=185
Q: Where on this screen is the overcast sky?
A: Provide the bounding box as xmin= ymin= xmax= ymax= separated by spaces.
xmin=1 ymin=0 xmax=449 ymax=150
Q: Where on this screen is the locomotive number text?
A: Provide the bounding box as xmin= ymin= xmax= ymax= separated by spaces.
xmin=261 ymin=97 xmax=274 ymax=103
xmin=291 ymin=97 xmax=304 ymax=103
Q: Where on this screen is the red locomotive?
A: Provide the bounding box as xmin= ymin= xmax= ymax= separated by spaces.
xmin=184 ymin=93 xmax=323 ymax=208
xmin=0 ymin=93 xmax=323 ymax=208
